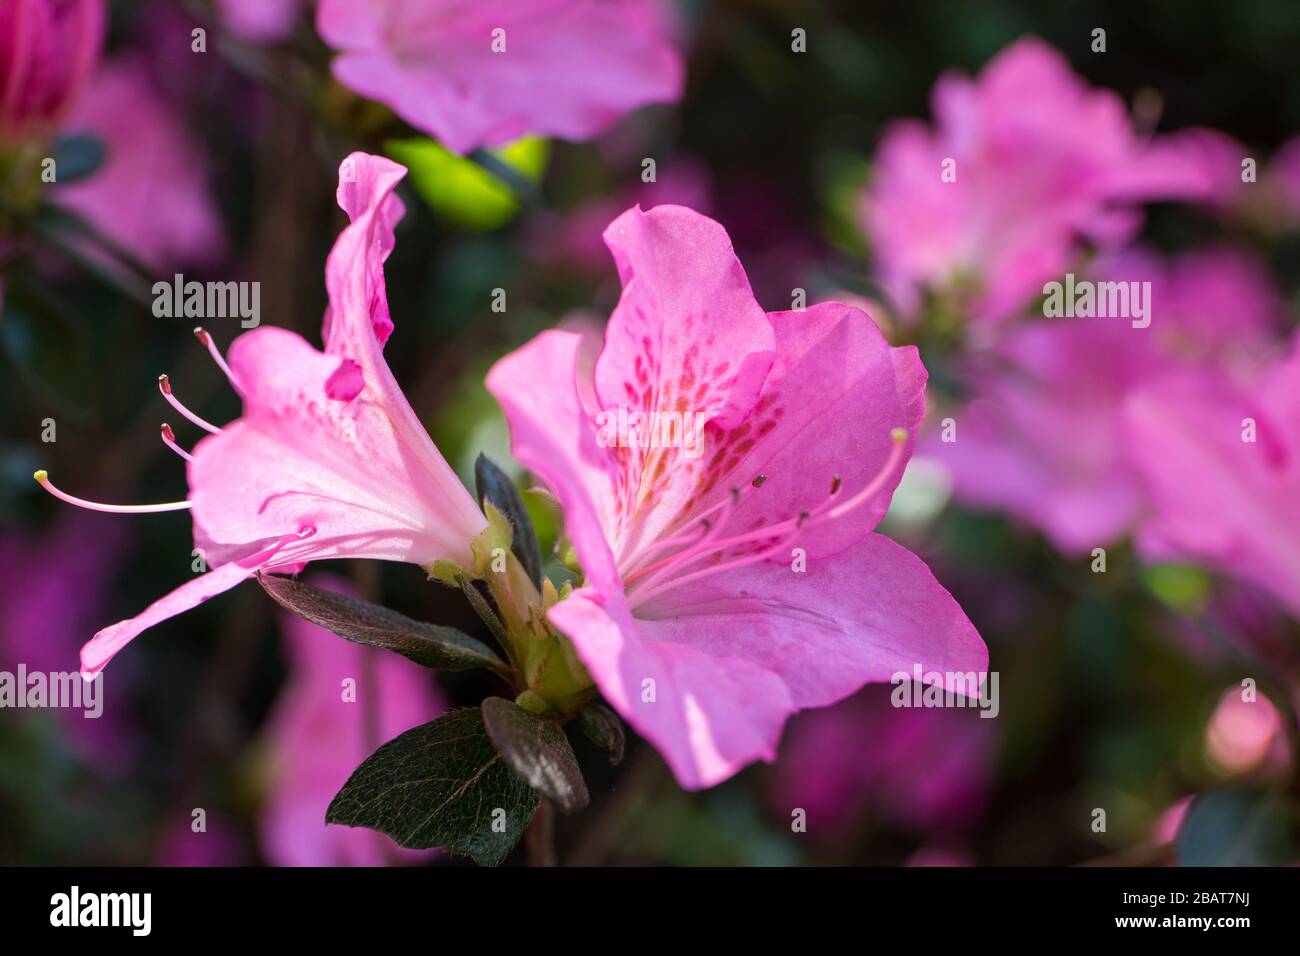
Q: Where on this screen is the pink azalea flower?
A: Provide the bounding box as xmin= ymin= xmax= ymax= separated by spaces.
xmin=1124 ymin=330 xmax=1300 ymax=617
xmin=52 ymin=54 xmax=224 ymax=269
xmin=260 ymin=573 xmax=442 ymax=866
xmin=769 ymin=685 xmax=996 ymax=836
xmin=487 ymin=204 xmax=986 ymax=789
xmin=1166 ymin=128 xmax=1300 ymax=226
xmin=861 ymin=37 xmax=1208 ymax=323
xmin=931 ymin=247 xmax=1283 ymax=554
xmin=315 ymin=0 xmax=684 ymax=155
xmin=0 ymin=0 xmax=104 ymax=144
xmin=36 ymin=153 xmax=487 ymax=678
xmin=527 ymin=158 xmax=712 ymax=272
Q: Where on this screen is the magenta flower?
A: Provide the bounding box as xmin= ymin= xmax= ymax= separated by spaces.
xmin=260 ymin=574 xmax=442 ymax=867
xmin=154 ymin=813 xmax=246 ymax=867
xmin=52 ymin=54 xmax=224 ymax=269
xmin=1125 ymin=332 xmax=1300 ymax=618
xmin=0 ymin=0 xmax=104 ymax=144
xmin=315 ymin=0 xmax=684 ymax=155
xmin=931 ymin=247 xmax=1282 ymax=554
xmin=770 ymin=686 xmax=996 ymax=836
xmin=861 ymin=37 xmax=1207 ymax=323
xmin=487 ymin=204 xmax=986 ymax=789
xmin=1164 ymin=129 xmax=1300 ymax=228
xmin=37 ymin=153 xmax=486 ymax=677
xmin=216 ymin=0 xmax=301 ymax=43
xmin=0 ymin=512 xmax=135 ymax=768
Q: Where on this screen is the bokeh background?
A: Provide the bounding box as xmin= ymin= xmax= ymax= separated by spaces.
xmin=2 ymin=0 xmax=1298 ymax=865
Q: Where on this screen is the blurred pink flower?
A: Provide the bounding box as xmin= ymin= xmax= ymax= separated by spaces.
xmin=528 ymin=159 xmax=712 ymax=272
xmin=52 ymin=55 xmax=224 ymax=269
xmin=216 ymin=0 xmax=300 ymax=42
xmin=770 ymin=685 xmax=996 ymax=836
xmin=1203 ymin=687 xmax=1288 ymax=776
xmin=316 ymin=0 xmax=683 ymax=154
xmin=1149 ymin=796 xmax=1192 ymax=846
xmin=1125 ymin=329 xmax=1300 ymax=617
xmin=861 ymin=37 xmax=1208 ymax=323
xmin=931 ymin=247 xmax=1283 ymax=555
xmin=0 ymin=512 xmax=135 ymax=768
xmin=1164 ymin=128 xmax=1300 ymax=227
xmin=37 ymin=153 xmax=486 ymax=677
xmin=488 ymin=204 xmax=986 ymax=789
xmin=155 ymin=812 xmax=247 ymax=867
xmin=0 ymin=0 xmax=104 ymax=143
xmin=260 ymin=574 xmax=442 ymax=866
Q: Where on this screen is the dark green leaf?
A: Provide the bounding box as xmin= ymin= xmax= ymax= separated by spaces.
xmin=578 ymin=702 xmax=625 ymax=766
xmin=475 ymin=453 xmax=543 ymax=588
xmin=326 ymin=708 xmax=539 ymax=867
xmin=50 ymin=134 xmax=106 ymax=184
xmin=481 ymin=697 xmax=589 ymax=813
xmin=1176 ymin=787 xmax=1293 ymax=866
xmin=258 ymin=573 xmax=509 ymax=678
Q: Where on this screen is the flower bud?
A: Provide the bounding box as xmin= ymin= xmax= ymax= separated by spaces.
xmin=0 ymin=0 xmax=105 ymax=145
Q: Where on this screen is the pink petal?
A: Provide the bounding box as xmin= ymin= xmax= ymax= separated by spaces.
xmin=79 ymin=532 xmax=301 ymax=678
xmin=862 ymin=36 xmax=1209 ymax=323
xmin=216 ymin=0 xmax=299 ymax=42
xmin=317 ymin=0 xmax=683 ymax=154
xmin=701 ymin=302 xmax=926 ymax=560
xmin=54 ymin=55 xmax=224 ymax=270
xmin=1125 ymin=357 xmax=1300 ymax=616
xmin=551 ymin=533 xmax=986 ymax=789
xmin=487 ymin=328 xmax=623 ymax=593
xmin=320 ymin=153 xmax=483 ymax=548
xmin=190 ymin=326 xmax=481 ymax=569
xmin=593 ymin=203 xmax=776 ymax=554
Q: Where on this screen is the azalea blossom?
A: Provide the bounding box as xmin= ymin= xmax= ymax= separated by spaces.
xmin=930 ymin=247 xmax=1283 ymax=554
xmin=488 ymin=204 xmax=986 ymax=789
xmin=0 ymin=0 xmax=104 ymax=144
xmin=1164 ymin=128 xmax=1300 ymax=228
xmin=53 ymin=54 xmax=224 ymax=269
xmin=770 ymin=684 xmax=996 ymax=837
xmin=861 ymin=37 xmax=1208 ymax=323
xmin=260 ymin=574 xmax=442 ymax=867
xmin=36 ymin=152 xmax=486 ymax=678
xmin=316 ymin=0 xmax=684 ymax=155
xmin=1125 ymin=330 xmax=1300 ymax=617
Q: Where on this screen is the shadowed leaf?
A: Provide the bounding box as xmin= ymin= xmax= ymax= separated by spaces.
xmin=1177 ymin=787 xmax=1293 ymax=866
xmin=326 ymin=708 xmax=539 ymax=867
xmin=578 ymin=702 xmax=626 ymax=766
xmin=258 ymin=573 xmax=509 ymax=678
xmin=481 ymin=697 xmax=589 ymax=813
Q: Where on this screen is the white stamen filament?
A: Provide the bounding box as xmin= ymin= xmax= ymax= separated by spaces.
xmin=34 ymin=471 xmax=191 ymax=514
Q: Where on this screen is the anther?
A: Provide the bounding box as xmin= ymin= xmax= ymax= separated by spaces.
xmin=194 ymin=327 xmax=238 ymax=386
xmin=160 ymin=423 xmax=195 ymax=463
xmin=158 ymin=373 xmax=224 ymax=435
xmin=752 ymin=473 xmax=767 ymax=488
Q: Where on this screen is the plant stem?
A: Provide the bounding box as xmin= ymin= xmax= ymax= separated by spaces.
xmin=526 ymin=798 xmax=557 ymax=867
